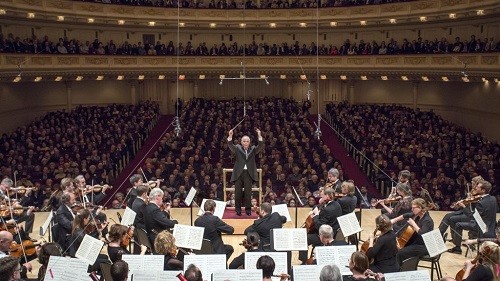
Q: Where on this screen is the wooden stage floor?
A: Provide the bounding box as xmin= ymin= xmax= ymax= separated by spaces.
xmin=23 ymin=208 xmax=498 ymax=280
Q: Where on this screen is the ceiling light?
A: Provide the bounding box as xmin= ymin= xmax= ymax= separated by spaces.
xmin=209 ymin=23 xmax=216 ymax=28
xmin=449 ymin=13 xmax=456 ymax=19
xmin=280 ymin=75 xmax=286 ymax=79
xmin=462 ymin=77 xmax=470 ymax=82
xmin=158 ymin=75 xmax=165 ymax=80
xmin=96 ymin=75 xmax=104 ymax=81
xmin=138 ymin=75 xmax=145 ymax=80
xmin=179 ymin=22 xmax=185 ymax=27
xmin=260 ymin=74 xmax=267 ymax=79
xmin=57 ymin=16 xmax=64 ymax=21
xmin=75 ymin=76 xmax=83 ymax=81
xmin=494 ymin=78 xmax=499 ymax=83
xmin=178 ymin=74 xmax=185 ymax=80
xmin=239 ymin=74 xmax=245 ymax=79
xmin=340 ymin=75 xmax=347 ymax=80
xmin=401 ymin=76 xmax=409 ymax=81
xmin=300 ymin=74 xmax=307 ymax=80
xmin=299 ymin=23 xmax=307 ymax=27
xmin=239 ymin=23 xmax=246 ymax=28
xmin=13 ymin=76 xmax=21 ymax=83
xmin=34 ymin=76 xmax=42 ymax=82
xmin=419 ymin=16 xmax=427 ymax=22
xmin=360 ymin=75 xmax=368 ymax=80
xmin=219 ymin=75 xmax=225 ymax=79
xmin=421 ymin=76 xmax=429 ymax=81
xmin=320 ymin=75 xmax=327 ymax=80
xmin=27 ymin=13 xmax=35 ymax=19
xmin=477 ymin=10 xmax=485 ymax=16
xmin=269 ymin=23 xmax=276 ymax=28
xmin=0 ymin=9 xmax=6 ymax=15
xmin=389 ymin=19 xmax=397 ymax=24
xmin=442 ymin=76 xmax=449 ymax=82
xmin=330 ymin=22 xmax=337 ymax=27
xmin=199 ymin=75 xmax=205 ymax=80
xmin=381 ymin=76 xmax=388 ymax=80
xmin=55 ymin=76 xmax=63 ymax=81
xmin=118 ymin=20 xmax=125 ymax=25
xmin=360 ymin=21 xmax=367 ymax=26
xmin=482 ymin=77 xmax=488 ymax=83
xmin=88 ymin=18 xmax=94 ymax=23
xmin=148 ymin=21 xmax=156 ymax=27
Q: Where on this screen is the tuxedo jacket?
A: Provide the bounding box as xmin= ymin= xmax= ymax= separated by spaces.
xmin=313 ymin=200 xmax=342 ymax=231
xmin=463 ymin=194 xmax=498 ymax=238
xmin=144 ymin=203 xmax=177 ymax=244
xmin=244 ymin=212 xmax=287 ymax=247
xmin=194 ymin=212 xmax=234 ymax=255
xmin=228 ymin=139 xmax=265 ymax=182
xmin=131 ymin=197 xmax=147 ymax=230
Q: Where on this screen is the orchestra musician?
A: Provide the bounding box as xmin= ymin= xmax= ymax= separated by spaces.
xmin=54 ymin=192 xmax=76 ymax=252
xmin=244 ymin=202 xmax=286 ymax=250
xmin=0 ymin=230 xmax=32 ymax=278
xmin=36 ymin=243 xmax=62 ymax=281
xmin=391 ymin=198 xmax=434 ymax=266
xmin=154 ymin=230 xmax=183 ymax=271
xmin=227 ymin=128 xmax=265 ymax=216
xmin=378 ymin=183 xmax=412 ymax=232
xmin=229 ymin=232 xmax=262 ymax=269
xmin=448 ymin=180 xmax=497 ymax=255
xmin=74 ymin=175 xmax=110 ymax=205
xmin=298 ymin=187 xmax=342 ymax=264
xmin=365 ymin=215 xmax=399 ymax=273
xmin=131 ymin=184 xmax=149 ymax=254
xmin=345 ymin=251 xmax=383 ymax=281
xmin=126 ymin=174 xmax=143 ymax=208
xmin=461 ymin=241 xmax=500 ymax=281
xmin=438 ymin=176 xmax=483 ymax=245
xmin=144 ymin=188 xmax=178 ymax=250
xmin=307 ymin=225 xmax=348 ymax=265
xmin=110 ymin=260 xmax=129 ymax=281
xmin=0 ymin=178 xmax=35 ymax=241
xmin=107 ymin=224 xmax=147 ymax=263
xmin=338 ymin=181 xmax=357 ymax=215
xmin=464 ymin=226 xmax=500 ymax=246
xmin=194 ymin=199 xmax=235 ymax=261
xmin=327 ymin=168 xmax=342 ymax=193
xmin=0 ymin=256 xmax=22 ymax=281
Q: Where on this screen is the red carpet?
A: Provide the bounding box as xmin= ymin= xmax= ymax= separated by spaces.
xmin=222 ymin=207 xmax=259 ymax=219
xmin=103 ymin=115 xmax=175 ymax=207
xmin=309 ymin=115 xmax=381 ymax=198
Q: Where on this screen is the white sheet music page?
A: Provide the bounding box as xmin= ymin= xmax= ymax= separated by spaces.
xmin=40 ymin=211 xmax=53 ymax=236
xmin=212 ymin=269 xmax=262 ymax=281
xmin=422 ymin=229 xmax=447 ymax=258
xmin=197 ymin=199 xmax=227 ymax=219
xmin=384 ymin=270 xmax=431 ymax=281
xmin=131 ymin=270 xmax=182 ymax=281
xmin=173 ymin=224 xmax=205 ymax=250
xmin=292 ymin=265 xmax=321 ymax=281
xmin=473 ymin=210 xmax=487 ymax=234
xmin=184 ymin=254 xmax=227 ymax=280
xmin=337 ymin=212 xmax=362 ymax=237
xmin=121 ymin=207 xmax=136 ymax=226
xmin=185 ymin=187 xmax=197 ymax=206
xmin=245 ymin=252 xmax=288 ymax=281
xmin=272 ymin=228 xmax=308 ymax=251
xmin=44 ymin=256 xmax=89 ymax=281
xmin=272 ymin=204 xmax=292 ymax=222
xmin=122 ymin=254 xmax=165 ymax=279
xmin=315 ymin=245 xmax=356 ymax=275
xmin=74 ymin=234 xmax=104 ymax=265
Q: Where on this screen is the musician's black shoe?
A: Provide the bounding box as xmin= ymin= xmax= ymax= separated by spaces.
xmin=236 ymin=210 xmax=242 ymax=216
xmin=246 ymin=210 xmax=252 ymax=216
xmin=447 ymin=246 xmax=462 ymax=254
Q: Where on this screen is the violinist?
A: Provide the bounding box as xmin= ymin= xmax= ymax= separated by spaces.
xmin=37 ymin=242 xmax=62 ymax=281
xmin=74 ymin=175 xmax=109 ymax=205
xmin=391 ymin=198 xmax=434 ymax=266
xmin=229 ymin=232 xmax=262 ymax=269
xmin=144 ymin=188 xmax=178 ymax=250
xmin=131 ymin=184 xmax=148 ymax=254
xmin=244 ymin=202 xmax=286 ymax=250
xmin=378 ymin=183 xmax=412 ymax=232
xmin=0 ymin=230 xmax=33 ymax=278
xmin=438 ymin=176 xmax=483 ymax=248
xmin=448 ymin=180 xmax=497 ymax=255
xmin=365 ymin=215 xmax=399 ymax=273
xmin=307 ymin=225 xmax=348 ymax=265
xmin=68 ymin=209 xmax=104 ymax=257
xmin=54 ymin=192 xmax=76 ymax=252
xmin=107 ymin=224 xmax=147 ymax=263
xmin=326 ymin=168 xmax=342 ymax=193
xmin=338 ymin=181 xmax=357 ymax=215
xmin=0 ymin=178 xmax=36 ymax=241
xmin=298 ymin=187 xmax=342 ymax=264
xmin=126 ymin=174 xmax=143 ymax=208
xmin=346 ymin=251 xmax=383 ymax=281
xmin=154 ymin=230 xmax=183 ymax=271
xmin=461 ymin=241 xmax=500 ymax=281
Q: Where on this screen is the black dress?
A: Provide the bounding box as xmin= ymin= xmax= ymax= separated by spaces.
xmin=366 ymin=230 xmax=399 ymax=273
xmin=108 ymin=245 xmax=130 ymax=263
xmin=164 ymin=254 xmax=184 ymax=271
xmin=463 ymin=264 xmax=493 ymax=281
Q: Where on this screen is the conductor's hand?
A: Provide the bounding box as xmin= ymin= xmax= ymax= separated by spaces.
xmin=256 ymin=128 xmax=261 ymax=136
xmin=228 ymin=129 xmax=234 ymax=138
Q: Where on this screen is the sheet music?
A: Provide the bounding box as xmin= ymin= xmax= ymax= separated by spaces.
xmin=184 ymin=254 xmax=227 ymax=280
xmin=40 ymin=211 xmax=53 ymax=236
xmin=473 ymin=210 xmax=487 ymax=234
xmin=121 ymin=207 xmax=136 ymax=226
xmin=131 ymin=270 xmax=182 ymax=281
xmin=197 ymin=199 xmax=227 ymax=219
xmin=422 ymin=229 xmax=448 ymax=258
xmin=272 ymin=204 xmax=292 ymax=222
xmin=245 ymin=252 xmax=288 ymax=281
xmin=315 ymin=245 xmax=356 ymax=275
xmin=74 ymin=234 xmax=104 ymax=265
xmin=44 ymin=256 xmax=89 ymax=281
xmin=122 ymin=254 xmax=165 ymax=272
xmin=337 ymin=212 xmax=362 ymax=237
xmin=271 ymin=228 xmax=308 ymax=251
xmin=212 ymin=269 xmax=262 ymax=281
xmin=185 ymin=187 xmax=197 ymax=206
xmin=384 ymin=270 xmax=431 ymax=281
xmin=292 ymin=265 xmax=321 ymax=281
xmin=173 ymin=224 xmax=205 ymax=250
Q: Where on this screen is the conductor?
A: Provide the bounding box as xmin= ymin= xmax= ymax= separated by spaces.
xmin=227 ymin=128 xmax=264 ymax=216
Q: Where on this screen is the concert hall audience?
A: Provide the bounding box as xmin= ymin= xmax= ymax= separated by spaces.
xmin=327 ymin=102 xmax=500 ymax=210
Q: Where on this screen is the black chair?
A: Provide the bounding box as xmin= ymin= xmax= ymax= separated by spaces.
xmin=192 ymin=239 xmax=214 ymax=255
xmin=335 ymin=228 xmax=345 ymax=242
xmin=418 ymin=254 xmax=442 ymax=280
xmin=100 ymin=263 xmax=113 ymax=281
xmin=400 ymin=257 xmax=419 ymax=272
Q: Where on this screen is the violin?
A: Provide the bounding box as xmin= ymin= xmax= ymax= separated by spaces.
xmin=451 ymin=195 xmax=482 ymax=209
xmin=9 ymin=240 xmax=40 ymax=258
xmin=8 ymin=186 xmax=35 ymax=197
xmin=91 ymin=184 xmax=111 ymax=193
xmin=455 ymin=253 xmax=481 ymax=281
xmin=239 ymin=238 xmax=253 ymax=250
xmin=372 ymin=196 xmax=402 ymax=207
xmin=147 ymin=179 xmax=163 ymax=188
xmin=121 ymin=226 xmax=135 ymax=248
xmin=0 ymin=221 xmax=17 ymax=234
xmin=0 ymin=206 xmax=29 ymax=217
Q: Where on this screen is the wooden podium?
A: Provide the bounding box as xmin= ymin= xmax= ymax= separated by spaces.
xmin=222 ymin=168 xmax=263 ymax=203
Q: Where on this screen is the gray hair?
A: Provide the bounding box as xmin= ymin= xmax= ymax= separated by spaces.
xmin=319 ymin=225 xmax=333 ymax=240
xmin=1 ymin=178 xmax=13 ymax=187
xmin=149 ymin=187 xmax=163 ymax=201
xmin=328 ymin=168 xmax=339 ymax=178
xmin=129 ymin=174 xmax=142 ymax=185
xmin=74 ymin=175 xmax=85 ymax=182
xmin=319 ymin=264 xmax=342 ymax=281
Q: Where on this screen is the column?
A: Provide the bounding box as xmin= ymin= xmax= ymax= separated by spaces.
xmin=130 ymin=81 xmax=137 ymax=105
xmin=412 ymin=82 xmax=419 ymax=109
xmin=193 ymin=81 xmax=198 ymax=98
xmin=65 ymin=81 xmax=72 ymax=111
xmin=349 ymin=81 xmax=355 ymax=104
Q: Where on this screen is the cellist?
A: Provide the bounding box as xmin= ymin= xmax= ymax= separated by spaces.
xmin=391 ymin=198 xmax=434 ymax=266
xmin=460 ymin=241 xmax=499 ymax=281
xmin=365 ymin=214 xmax=399 ymax=273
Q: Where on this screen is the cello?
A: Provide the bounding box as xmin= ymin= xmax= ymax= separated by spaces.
xmin=455 ymin=253 xmax=481 ymax=281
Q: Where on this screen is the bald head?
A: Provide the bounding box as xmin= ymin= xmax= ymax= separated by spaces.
xmin=0 ymin=230 xmax=14 ymax=252
xmin=241 ymin=135 xmax=251 ymax=149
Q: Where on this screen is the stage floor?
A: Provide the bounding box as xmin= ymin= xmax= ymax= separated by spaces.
xmin=23 ymin=208 xmax=499 ymax=280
